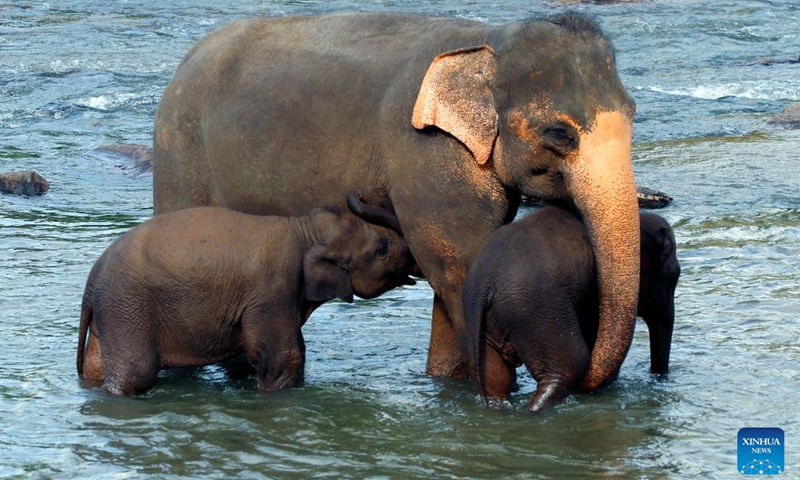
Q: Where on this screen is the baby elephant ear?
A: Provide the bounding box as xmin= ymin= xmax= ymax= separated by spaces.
xmin=659 ymin=226 xmax=677 ymax=262
xmin=302 ymin=245 xmax=354 ymax=303
xmin=412 ymin=46 xmax=499 ymax=165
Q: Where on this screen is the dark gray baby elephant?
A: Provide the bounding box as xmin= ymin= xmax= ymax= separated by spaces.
xmin=77 ymin=192 xmax=417 ymax=396
xmin=463 ymin=205 xmax=680 ymax=411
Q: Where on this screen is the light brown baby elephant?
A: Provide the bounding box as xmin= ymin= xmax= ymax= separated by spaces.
xmin=77 ymin=192 xmax=417 ymax=396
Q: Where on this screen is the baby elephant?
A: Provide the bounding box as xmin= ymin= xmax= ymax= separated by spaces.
xmin=77 ymin=192 xmax=417 ymax=396
xmin=463 ymin=205 xmax=680 ymax=412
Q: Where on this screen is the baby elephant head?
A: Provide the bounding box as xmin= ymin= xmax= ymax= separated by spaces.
xmin=303 ymin=191 xmax=417 ymax=303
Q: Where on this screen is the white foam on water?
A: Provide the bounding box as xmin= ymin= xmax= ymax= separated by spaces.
xmin=80 ymin=93 xmax=138 ymax=111
xmin=647 ymin=81 xmax=800 ymax=102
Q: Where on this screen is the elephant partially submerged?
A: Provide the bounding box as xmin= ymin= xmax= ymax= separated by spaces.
xmin=77 ymin=193 xmax=417 ymax=396
xmin=153 ymin=12 xmax=639 ymax=390
xmin=463 ymin=206 xmax=680 ymax=411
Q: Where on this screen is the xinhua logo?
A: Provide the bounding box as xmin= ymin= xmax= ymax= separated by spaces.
xmin=738 ymin=427 xmax=784 ymax=475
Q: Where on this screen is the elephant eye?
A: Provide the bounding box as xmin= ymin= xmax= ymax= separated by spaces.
xmin=542 ymin=124 xmax=577 ymax=154
xmin=376 ymin=238 xmax=390 ymax=258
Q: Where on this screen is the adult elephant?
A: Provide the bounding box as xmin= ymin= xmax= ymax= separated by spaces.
xmin=153 ymin=12 xmax=640 ymax=390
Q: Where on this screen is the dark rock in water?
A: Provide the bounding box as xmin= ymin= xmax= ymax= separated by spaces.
xmin=524 ymin=185 xmax=673 ymax=210
xmin=95 ymin=143 xmax=153 ymax=172
xmin=738 ymin=55 xmax=800 ymax=66
xmin=767 ymin=104 xmax=800 ymax=129
xmin=0 ymin=171 xmax=49 ymax=196
xmin=636 ymin=186 xmax=672 ymax=209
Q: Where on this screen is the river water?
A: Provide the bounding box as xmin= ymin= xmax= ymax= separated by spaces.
xmin=1 ymin=1 xmax=798 ymax=478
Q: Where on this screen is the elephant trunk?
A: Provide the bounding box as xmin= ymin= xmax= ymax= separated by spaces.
xmin=644 ymin=306 xmax=674 ymax=375
xmin=647 ymin=318 xmax=673 ymax=375
xmin=347 ymin=190 xmax=404 ymax=235
xmin=564 ymin=111 xmax=640 ymax=392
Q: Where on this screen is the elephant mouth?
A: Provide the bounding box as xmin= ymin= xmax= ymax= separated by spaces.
xmin=529 ymin=167 xmax=563 ymax=181
xmin=529 ymin=167 xmax=548 ymax=176
xmin=523 ymin=168 xmax=566 ymax=201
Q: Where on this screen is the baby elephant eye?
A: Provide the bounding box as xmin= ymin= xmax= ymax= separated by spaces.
xmin=375 ymin=238 xmax=390 ymax=258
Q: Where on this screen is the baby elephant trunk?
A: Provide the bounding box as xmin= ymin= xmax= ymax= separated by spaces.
xmin=347 ymin=190 xmax=421 ymax=284
xmin=644 ymin=306 xmax=674 ymax=375
xmin=346 ymin=191 xmax=403 ymax=235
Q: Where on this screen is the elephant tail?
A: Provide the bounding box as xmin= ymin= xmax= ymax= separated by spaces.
xmin=463 ymin=278 xmax=492 ymax=402
xmin=76 ymin=278 xmax=93 ymax=377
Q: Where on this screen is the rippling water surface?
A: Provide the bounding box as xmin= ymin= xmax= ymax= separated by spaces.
xmin=1 ymin=1 xmax=798 ymax=478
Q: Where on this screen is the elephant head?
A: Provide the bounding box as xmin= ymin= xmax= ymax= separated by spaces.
xmin=412 ymin=13 xmax=639 ymax=390
xmin=303 ymin=192 xmax=417 ymax=304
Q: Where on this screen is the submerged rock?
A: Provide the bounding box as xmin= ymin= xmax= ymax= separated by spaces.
xmin=767 ymin=104 xmax=800 ymax=129
xmin=95 ymin=143 xmax=153 ymax=172
xmin=525 ymin=186 xmax=673 ymax=210
xmin=739 ymin=55 xmax=800 ymax=67
xmin=0 ymin=171 xmax=49 ymax=196
xmin=636 ymin=186 xmax=673 ymax=209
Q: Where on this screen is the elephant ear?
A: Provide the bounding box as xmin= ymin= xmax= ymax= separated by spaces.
xmin=302 ymin=245 xmax=354 ymax=303
xmin=659 ymin=226 xmax=677 ymax=264
xmin=412 ymin=46 xmax=499 ymax=166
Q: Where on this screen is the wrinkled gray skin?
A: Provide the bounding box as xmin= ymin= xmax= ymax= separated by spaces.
xmin=77 ymin=194 xmax=416 ymax=396
xmin=153 ymin=12 xmax=641 ymax=390
xmin=464 ymin=206 xmax=680 ymax=411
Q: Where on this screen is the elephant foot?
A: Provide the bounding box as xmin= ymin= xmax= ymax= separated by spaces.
xmin=257 ymin=372 xmax=304 ymax=392
xmin=525 ymin=380 xmax=573 ymax=412
xmin=101 ymin=381 xmax=133 ymax=397
xmin=426 ymin=341 xmax=468 ymax=379
xmin=255 ymin=356 xmax=305 ymax=392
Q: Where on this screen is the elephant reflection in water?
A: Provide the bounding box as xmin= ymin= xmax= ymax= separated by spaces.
xmin=464 ymin=206 xmax=680 ymax=411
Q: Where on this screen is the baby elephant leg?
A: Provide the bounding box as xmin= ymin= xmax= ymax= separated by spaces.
xmin=100 ymin=321 xmax=161 ymax=396
xmin=81 ymin=323 xmax=104 ymax=381
xmin=242 ymin=312 xmax=305 ymax=392
xmin=519 ymin=320 xmax=591 ymax=412
xmin=480 ymin=342 xmax=517 ymax=399
xmin=103 ymin=360 xmax=160 ymax=396
xmin=526 ymin=379 xmax=575 ymax=412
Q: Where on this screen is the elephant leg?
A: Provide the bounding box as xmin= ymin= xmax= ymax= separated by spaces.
xmin=526 ymin=379 xmax=574 ymax=412
xmin=99 ymin=311 xmax=161 ymax=396
xmin=101 ymin=341 xmax=160 ymax=396
xmin=426 ymin=294 xmax=469 ymax=378
xmin=480 ymin=343 xmax=517 ymax=399
xmin=81 ymin=324 xmax=104 ymax=381
xmin=519 ymin=317 xmax=590 ymax=412
xmin=390 ymin=155 xmax=513 ymax=380
xmin=242 ymin=312 xmax=305 ymax=392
